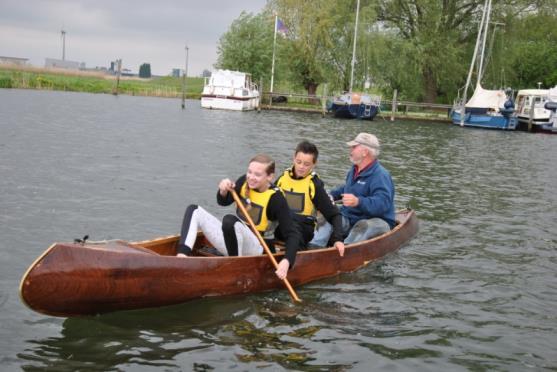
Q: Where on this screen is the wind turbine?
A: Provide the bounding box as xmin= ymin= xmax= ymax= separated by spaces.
xmin=61 ymin=29 xmax=66 ymax=61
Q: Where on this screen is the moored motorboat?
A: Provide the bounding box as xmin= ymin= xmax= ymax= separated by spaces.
xmin=20 ymin=209 xmax=418 ymax=317
xmin=200 ymin=69 xmax=260 ymax=111
xmin=329 ymin=92 xmax=381 ymax=120
xmin=328 ymin=0 xmax=381 ymax=121
xmin=515 ymin=89 xmax=557 ymax=131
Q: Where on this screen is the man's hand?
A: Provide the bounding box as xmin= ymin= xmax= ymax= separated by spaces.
xmin=275 ymin=259 xmax=290 ymax=280
xmin=341 ymin=193 xmax=359 ymax=207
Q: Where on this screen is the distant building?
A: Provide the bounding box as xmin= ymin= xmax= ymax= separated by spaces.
xmin=172 ymin=68 xmax=181 ymax=77
xmin=0 ymin=56 xmax=29 ymax=65
xmin=121 ymin=68 xmax=134 ymax=77
xmin=108 ymin=61 xmax=134 ymax=76
xmin=45 ymin=58 xmax=85 ymax=70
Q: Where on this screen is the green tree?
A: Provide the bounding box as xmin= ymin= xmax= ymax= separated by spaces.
xmin=270 ymin=0 xmax=376 ymax=96
xmin=376 ymin=0 xmax=487 ymax=102
xmin=321 ymin=0 xmax=377 ymax=93
xmin=216 ymin=0 xmax=556 ymax=103
xmin=506 ymin=12 xmax=557 ymax=88
xmin=139 ymin=63 xmax=151 ymax=78
xmin=366 ymin=33 xmax=424 ymax=100
xmin=267 ymin=0 xmax=322 ymax=96
xmin=376 ymin=0 xmax=557 ymax=102
xmin=216 ymin=11 xmax=275 ymax=84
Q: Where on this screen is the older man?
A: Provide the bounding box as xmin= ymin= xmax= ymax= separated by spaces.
xmin=309 ymin=132 xmax=395 ymax=256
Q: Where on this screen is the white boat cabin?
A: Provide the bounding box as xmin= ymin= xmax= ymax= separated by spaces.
xmin=201 ymin=69 xmax=260 ymax=111
xmin=515 ymin=89 xmax=557 ymax=125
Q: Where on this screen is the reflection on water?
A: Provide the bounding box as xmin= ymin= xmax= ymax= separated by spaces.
xmin=19 ymin=298 xmax=249 ymax=371
xmin=2 ymin=89 xmax=557 ymax=370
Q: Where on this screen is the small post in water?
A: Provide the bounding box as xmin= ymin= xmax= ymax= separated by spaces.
xmin=182 ymin=45 xmax=189 ymax=109
xmin=112 ymin=59 xmax=122 ymax=96
xmin=391 ymin=89 xmax=398 ymax=121
xmin=258 ymin=78 xmax=262 ymax=112
xmin=528 ymin=98 xmax=535 ymax=132
xmin=321 ymin=84 xmax=328 ymax=117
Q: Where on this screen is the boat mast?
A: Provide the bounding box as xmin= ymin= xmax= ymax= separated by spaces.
xmin=349 ymin=0 xmax=360 ymax=93
xmin=460 ymin=0 xmax=489 ymax=126
xmin=477 ymin=0 xmax=492 ymax=84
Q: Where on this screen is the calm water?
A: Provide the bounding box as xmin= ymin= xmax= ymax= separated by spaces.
xmin=1 ymin=89 xmax=556 ymax=371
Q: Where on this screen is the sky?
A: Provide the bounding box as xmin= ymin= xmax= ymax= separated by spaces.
xmin=0 ymin=0 xmax=268 ymax=76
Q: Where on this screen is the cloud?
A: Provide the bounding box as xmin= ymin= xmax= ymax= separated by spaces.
xmin=0 ymin=0 xmax=267 ymax=75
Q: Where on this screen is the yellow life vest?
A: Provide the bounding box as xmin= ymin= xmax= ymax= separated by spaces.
xmin=238 ymin=182 xmax=279 ymax=233
xmin=276 ymin=169 xmax=316 ymax=217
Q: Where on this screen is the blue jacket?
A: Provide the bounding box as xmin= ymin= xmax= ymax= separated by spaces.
xmin=330 ymin=160 xmax=396 ymax=228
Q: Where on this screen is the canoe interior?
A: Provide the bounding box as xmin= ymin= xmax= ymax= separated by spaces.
xmin=130 ymin=209 xmax=412 ymax=257
xmin=130 ymin=233 xmax=207 ymax=256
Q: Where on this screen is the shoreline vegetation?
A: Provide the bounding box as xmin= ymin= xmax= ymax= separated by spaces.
xmin=0 ymin=64 xmax=203 ymax=99
xmin=0 ymin=65 xmax=450 ymax=121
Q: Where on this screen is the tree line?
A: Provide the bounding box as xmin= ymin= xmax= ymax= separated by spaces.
xmin=216 ymin=0 xmax=557 ymax=103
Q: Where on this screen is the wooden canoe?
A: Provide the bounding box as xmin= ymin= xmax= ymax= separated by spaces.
xmin=20 ymin=209 xmax=418 ymax=317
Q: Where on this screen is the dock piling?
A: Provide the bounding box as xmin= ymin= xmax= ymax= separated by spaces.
xmin=321 ymin=84 xmax=328 ymax=117
xmin=391 ymin=89 xmax=398 ymax=121
xmin=528 ymin=98 xmax=535 ymax=132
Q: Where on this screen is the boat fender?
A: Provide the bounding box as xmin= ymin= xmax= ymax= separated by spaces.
xmin=73 ymin=234 xmax=89 ymax=245
xmin=545 ymin=101 xmax=557 ymax=112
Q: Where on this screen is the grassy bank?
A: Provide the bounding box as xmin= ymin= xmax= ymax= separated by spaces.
xmin=0 ymin=65 xmax=203 ymax=98
xmin=0 ymin=65 xmax=450 ymax=121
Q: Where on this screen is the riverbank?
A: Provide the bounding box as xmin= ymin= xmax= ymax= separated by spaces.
xmin=0 ymin=65 xmax=450 ymax=122
xmin=0 ymin=65 xmax=203 ymax=98
xmin=262 ymin=104 xmax=451 ymax=122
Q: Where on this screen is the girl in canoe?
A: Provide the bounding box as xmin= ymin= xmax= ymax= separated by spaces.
xmin=176 ymin=154 xmax=301 ymax=280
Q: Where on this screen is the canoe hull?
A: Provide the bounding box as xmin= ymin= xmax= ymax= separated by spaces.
xmin=20 ymin=210 xmax=418 ymax=317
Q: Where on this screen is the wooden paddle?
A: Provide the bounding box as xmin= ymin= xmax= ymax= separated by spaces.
xmin=231 ymin=189 xmax=301 ymax=303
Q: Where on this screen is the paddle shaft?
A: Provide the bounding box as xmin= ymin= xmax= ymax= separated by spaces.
xmin=230 ymin=189 xmax=301 ymax=303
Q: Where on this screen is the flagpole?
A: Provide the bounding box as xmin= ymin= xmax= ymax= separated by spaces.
xmin=270 ymin=14 xmax=278 ymax=95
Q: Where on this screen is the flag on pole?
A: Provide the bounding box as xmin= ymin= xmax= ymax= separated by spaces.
xmin=270 ymin=15 xmax=288 ymax=94
xmin=276 ymin=18 xmax=288 ymax=37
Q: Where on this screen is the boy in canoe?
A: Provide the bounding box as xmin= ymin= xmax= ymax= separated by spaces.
xmin=176 ymin=154 xmax=301 ymax=280
xmin=275 ymin=140 xmax=345 ymax=256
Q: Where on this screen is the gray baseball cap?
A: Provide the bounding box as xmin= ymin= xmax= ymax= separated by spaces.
xmin=346 ymin=132 xmax=380 ymax=149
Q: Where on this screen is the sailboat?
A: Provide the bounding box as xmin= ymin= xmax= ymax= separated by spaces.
xmin=329 ymin=0 xmax=381 ymax=120
xmin=450 ymin=0 xmax=517 ymax=130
